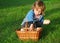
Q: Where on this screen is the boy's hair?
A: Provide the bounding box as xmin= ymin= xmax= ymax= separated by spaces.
xmin=32 ymin=0 xmax=46 ymax=15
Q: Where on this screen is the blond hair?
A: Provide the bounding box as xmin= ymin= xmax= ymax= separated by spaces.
xmin=32 ymin=0 xmax=46 ymax=15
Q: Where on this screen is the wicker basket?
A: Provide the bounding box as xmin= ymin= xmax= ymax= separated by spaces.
xmin=16 ymin=29 xmax=42 ymax=41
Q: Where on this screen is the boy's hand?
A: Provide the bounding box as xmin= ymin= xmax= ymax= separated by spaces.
xmin=29 ymin=24 xmax=34 ymax=31
xmin=37 ymin=27 xmax=42 ymax=31
xmin=43 ymin=19 xmax=50 ymax=25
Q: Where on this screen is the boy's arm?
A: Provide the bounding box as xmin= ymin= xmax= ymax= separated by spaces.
xmin=39 ymin=15 xmax=44 ymax=24
xmin=21 ymin=10 xmax=33 ymax=26
xmin=39 ymin=16 xmax=50 ymax=25
xmin=39 ymin=15 xmax=50 ymax=25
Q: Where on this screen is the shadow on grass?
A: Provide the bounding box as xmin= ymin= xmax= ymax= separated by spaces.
xmin=0 ymin=0 xmax=35 ymax=9
xmin=40 ymin=8 xmax=60 ymax=39
xmin=45 ymin=7 xmax=60 ymax=17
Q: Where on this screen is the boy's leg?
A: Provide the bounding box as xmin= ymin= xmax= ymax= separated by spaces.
xmin=34 ymin=21 xmax=43 ymax=31
xmin=34 ymin=21 xmax=42 ymax=28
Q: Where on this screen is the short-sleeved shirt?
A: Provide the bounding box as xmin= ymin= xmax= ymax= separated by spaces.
xmin=21 ymin=10 xmax=44 ymax=26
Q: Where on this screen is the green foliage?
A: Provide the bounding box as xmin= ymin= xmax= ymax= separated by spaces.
xmin=0 ymin=0 xmax=60 ymax=43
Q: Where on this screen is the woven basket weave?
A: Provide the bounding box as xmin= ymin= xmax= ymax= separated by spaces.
xmin=16 ymin=29 xmax=42 ymax=40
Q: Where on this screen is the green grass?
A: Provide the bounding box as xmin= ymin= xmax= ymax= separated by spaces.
xmin=0 ymin=0 xmax=60 ymax=43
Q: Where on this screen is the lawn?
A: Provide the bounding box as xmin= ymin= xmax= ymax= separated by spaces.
xmin=0 ymin=0 xmax=60 ymax=43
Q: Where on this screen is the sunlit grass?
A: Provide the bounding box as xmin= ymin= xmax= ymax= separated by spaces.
xmin=0 ymin=0 xmax=60 ymax=43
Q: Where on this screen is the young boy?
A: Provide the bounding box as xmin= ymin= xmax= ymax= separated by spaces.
xmin=21 ymin=1 xmax=46 ymax=31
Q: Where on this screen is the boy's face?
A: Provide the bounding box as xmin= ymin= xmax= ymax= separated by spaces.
xmin=34 ymin=6 xmax=42 ymax=16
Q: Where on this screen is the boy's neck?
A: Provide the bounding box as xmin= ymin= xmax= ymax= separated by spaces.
xmin=35 ymin=14 xmax=40 ymax=18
